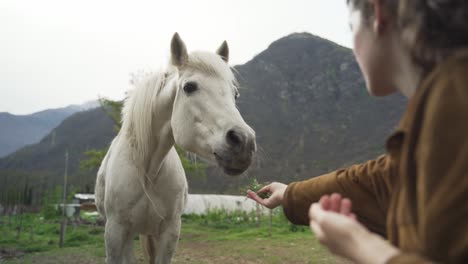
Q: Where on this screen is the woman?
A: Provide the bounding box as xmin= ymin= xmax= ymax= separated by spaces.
xmin=248 ymin=0 xmax=468 ymax=263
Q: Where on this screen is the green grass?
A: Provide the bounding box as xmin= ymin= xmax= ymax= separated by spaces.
xmin=176 ymin=209 xmax=338 ymax=263
xmin=0 ymin=213 xmax=105 ymax=257
xmin=181 ymin=208 xmax=310 ymax=240
xmin=0 ymin=209 xmax=341 ymax=263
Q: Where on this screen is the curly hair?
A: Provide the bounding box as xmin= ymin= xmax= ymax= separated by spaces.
xmin=348 ymin=0 xmax=468 ymax=72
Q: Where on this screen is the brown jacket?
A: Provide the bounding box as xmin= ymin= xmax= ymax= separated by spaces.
xmin=283 ymin=50 xmax=468 ymax=263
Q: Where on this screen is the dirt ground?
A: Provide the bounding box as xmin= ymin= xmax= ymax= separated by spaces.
xmin=1 ymin=238 xmax=349 ymax=264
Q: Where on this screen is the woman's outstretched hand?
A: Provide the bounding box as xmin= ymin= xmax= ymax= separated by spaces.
xmin=309 ymin=193 xmax=400 ymax=264
xmin=246 ymin=182 xmax=287 ymax=209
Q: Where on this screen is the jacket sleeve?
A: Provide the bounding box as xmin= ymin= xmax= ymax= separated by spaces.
xmin=282 ymin=154 xmax=393 ymax=236
xmin=386 ymin=59 xmax=468 ymax=263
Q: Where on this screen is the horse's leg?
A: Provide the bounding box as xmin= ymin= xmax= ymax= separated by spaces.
xmin=155 ymin=218 xmax=181 ymax=264
xmin=105 ymin=220 xmax=136 ymax=264
xmin=140 ymin=234 xmax=157 ymax=264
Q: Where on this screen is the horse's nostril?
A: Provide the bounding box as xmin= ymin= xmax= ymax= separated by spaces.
xmin=226 ymin=129 xmax=242 ymax=148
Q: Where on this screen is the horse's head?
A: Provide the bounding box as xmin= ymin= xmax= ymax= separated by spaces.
xmin=169 ymin=33 xmax=256 ymax=176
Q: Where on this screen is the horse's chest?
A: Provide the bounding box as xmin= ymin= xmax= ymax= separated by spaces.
xmin=130 ymin=188 xmax=185 ymax=234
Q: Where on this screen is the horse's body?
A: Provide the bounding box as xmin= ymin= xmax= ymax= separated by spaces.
xmin=95 ymin=33 xmax=256 ymax=264
xmin=96 ymin=111 xmax=187 ymax=264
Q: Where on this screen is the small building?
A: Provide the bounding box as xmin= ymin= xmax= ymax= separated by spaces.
xmin=183 ymin=194 xmax=262 ymax=215
xmin=67 ymin=193 xmax=261 ymax=216
xmin=73 ymin=193 xmax=95 ymax=204
xmin=54 ymin=203 xmax=81 ymax=218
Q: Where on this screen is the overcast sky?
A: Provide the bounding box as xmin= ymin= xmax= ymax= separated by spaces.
xmin=1 ymin=0 xmax=351 ymax=115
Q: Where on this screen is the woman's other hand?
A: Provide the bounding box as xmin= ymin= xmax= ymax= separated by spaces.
xmin=309 ymin=193 xmax=399 ymax=264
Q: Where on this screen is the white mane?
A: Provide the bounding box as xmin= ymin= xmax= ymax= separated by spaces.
xmin=121 ymin=71 xmax=167 ymax=165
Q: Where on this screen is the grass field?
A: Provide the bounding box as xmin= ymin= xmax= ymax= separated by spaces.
xmin=0 ymin=209 xmax=346 ymax=263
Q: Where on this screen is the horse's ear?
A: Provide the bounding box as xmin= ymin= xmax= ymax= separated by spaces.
xmin=216 ymin=41 xmax=229 ymax=63
xmin=171 ymin=32 xmax=188 ymax=67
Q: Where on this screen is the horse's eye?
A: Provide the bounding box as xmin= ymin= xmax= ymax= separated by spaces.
xmin=183 ymin=82 xmax=198 ymax=94
xmin=235 ymin=92 xmax=240 ymax=100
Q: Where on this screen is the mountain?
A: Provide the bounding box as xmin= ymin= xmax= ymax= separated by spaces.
xmin=0 ymin=33 xmax=406 ymax=199
xmin=0 ymin=101 xmax=99 ymax=158
xmin=0 ymin=106 xmax=116 ymax=199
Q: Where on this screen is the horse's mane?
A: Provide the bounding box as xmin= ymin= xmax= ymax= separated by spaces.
xmin=121 ymin=52 xmax=236 ymax=165
xmin=121 ymin=71 xmax=166 ymax=165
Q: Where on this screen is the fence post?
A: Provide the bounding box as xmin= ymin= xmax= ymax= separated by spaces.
xmin=269 ymin=209 xmax=273 ymax=236
xmin=59 ymin=151 xmax=68 ymax=248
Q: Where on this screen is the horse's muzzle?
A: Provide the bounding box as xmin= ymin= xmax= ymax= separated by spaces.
xmin=214 ymin=127 xmax=256 ymax=176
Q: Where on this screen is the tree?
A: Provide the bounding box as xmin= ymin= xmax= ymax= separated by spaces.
xmin=98 ymin=98 xmax=123 ymax=131
xmin=79 ymin=149 xmax=107 ymax=172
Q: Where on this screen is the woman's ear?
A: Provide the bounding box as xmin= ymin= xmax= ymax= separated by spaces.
xmin=372 ymin=0 xmax=387 ymax=35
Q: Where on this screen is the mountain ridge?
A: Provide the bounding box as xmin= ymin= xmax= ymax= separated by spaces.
xmin=0 ymin=101 xmax=99 ymax=158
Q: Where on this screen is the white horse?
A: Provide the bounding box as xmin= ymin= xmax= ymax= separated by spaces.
xmin=95 ymin=33 xmax=256 ymax=264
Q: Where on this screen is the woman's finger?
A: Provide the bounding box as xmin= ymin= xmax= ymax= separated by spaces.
xmin=330 ymin=193 xmax=341 ymax=213
xmin=340 ymin=198 xmax=352 ymax=216
xmin=247 ymin=190 xmax=277 ymax=209
xmin=246 ymin=190 xmax=265 ymax=205
xmin=308 ymin=202 xmax=326 ymax=223
xmin=319 ymin=195 xmax=330 ymax=210
xmin=257 ymin=183 xmax=272 ymax=194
